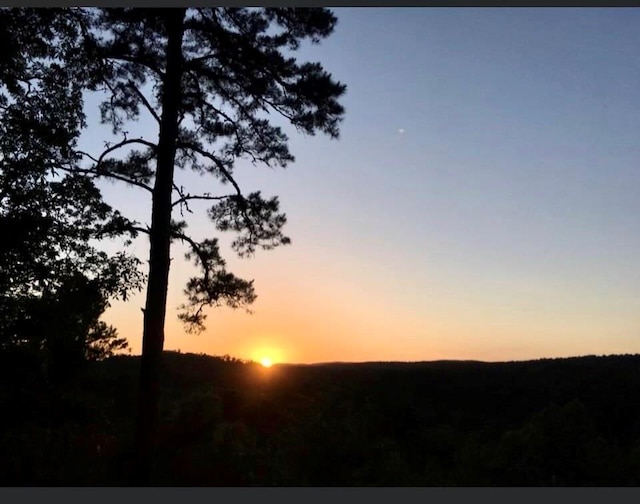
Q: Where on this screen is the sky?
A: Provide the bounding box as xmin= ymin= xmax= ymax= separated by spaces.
xmin=82 ymin=8 xmax=640 ymax=364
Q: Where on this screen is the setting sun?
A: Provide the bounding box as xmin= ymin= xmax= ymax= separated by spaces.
xmin=249 ymin=343 xmax=286 ymax=367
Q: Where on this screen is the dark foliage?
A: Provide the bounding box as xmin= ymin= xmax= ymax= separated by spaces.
xmin=0 ymin=8 xmax=144 ymax=381
xmin=2 ymin=352 xmax=640 ymax=486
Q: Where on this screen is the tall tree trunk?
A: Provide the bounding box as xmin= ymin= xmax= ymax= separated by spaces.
xmin=132 ymin=8 xmax=186 ymax=485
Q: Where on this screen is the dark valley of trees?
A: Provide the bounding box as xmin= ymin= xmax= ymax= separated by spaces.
xmin=1 ymin=351 xmax=640 ymax=486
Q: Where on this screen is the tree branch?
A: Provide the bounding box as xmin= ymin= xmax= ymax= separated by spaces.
xmin=95 ymin=138 xmax=158 ymax=166
xmin=176 ymin=141 xmax=243 ymax=197
xmin=186 ymin=52 xmax=218 ymax=65
xmin=172 ymin=192 xmax=234 ymax=209
xmin=70 ymin=158 xmax=154 ymax=193
xmin=174 ymin=142 xmax=263 ymax=247
xmin=171 ymin=230 xmax=203 ymax=260
xmin=74 ymin=137 xmax=157 ymax=191
xmin=170 ymin=232 xmax=212 ymax=324
xmin=131 ymin=225 xmax=151 ymax=235
xmin=172 ymin=183 xmax=192 ymax=216
xmin=127 ymin=80 xmax=161 ymax=124
xmin=103 ymin=52 xmax=164 ymax=80
xmin=171 ymin=142 xmax=262 ymax=255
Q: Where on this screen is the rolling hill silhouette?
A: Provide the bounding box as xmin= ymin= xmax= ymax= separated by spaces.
xmin=1 ymin=351 xmax=639 ymax=485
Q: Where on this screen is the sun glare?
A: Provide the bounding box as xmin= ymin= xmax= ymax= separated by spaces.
xmin=261 ymin=357 xmax=273 ymax=368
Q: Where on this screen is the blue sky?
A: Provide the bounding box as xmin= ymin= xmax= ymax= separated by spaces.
xmin=89 ymin=8 xmax=640 ymax=363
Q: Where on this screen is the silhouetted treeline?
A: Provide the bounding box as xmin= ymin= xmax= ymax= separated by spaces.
xmin=1 ymin=351 xmax=640 ymax=485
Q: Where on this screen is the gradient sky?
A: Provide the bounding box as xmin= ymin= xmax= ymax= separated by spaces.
xmin=83 ymin=8 xmax=640 ymax=364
